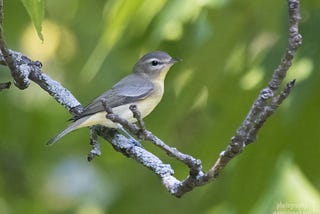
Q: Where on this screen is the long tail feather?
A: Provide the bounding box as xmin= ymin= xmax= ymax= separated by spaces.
xmin=47 ymin=118 xmax=86 ymax=145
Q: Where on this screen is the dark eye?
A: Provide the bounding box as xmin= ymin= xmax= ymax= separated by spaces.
xmin=151 ymin=60 xmax=159 ymax=66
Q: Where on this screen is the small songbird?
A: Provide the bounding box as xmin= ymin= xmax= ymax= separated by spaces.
xmin=48 ymin=51 xmax=179 ymax=145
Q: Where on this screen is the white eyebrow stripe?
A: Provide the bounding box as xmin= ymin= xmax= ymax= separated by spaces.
xmin=146 ymin=58 xmax=159 ymax=62
xmin=145 ymin=58 xmax=168 ymax=64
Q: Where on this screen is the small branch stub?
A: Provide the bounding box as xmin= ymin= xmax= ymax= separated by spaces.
xmin=0 ymin=81 xmax=10 ymax=91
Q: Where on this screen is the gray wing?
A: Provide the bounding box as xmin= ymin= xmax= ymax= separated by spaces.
xmin=73 ymin=73 xmax=154 ymax=120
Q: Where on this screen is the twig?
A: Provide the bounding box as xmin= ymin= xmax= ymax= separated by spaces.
xmin=101 ymin=101 xmax=202 ymax=171
xmin=130 ymin=104 xmax=146 ymax=131
xmin=129 ymin=104 xmax=203 ymax=175
xmin=96 ymin=126 xmax=181 ymax=193
xmin=0 ymin=81 xmax=10 ymax=91
xmin=88 ymin=126 xmax=101 ymax=162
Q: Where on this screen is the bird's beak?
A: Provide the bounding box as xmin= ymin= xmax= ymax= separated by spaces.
xmin=169 ymin=57 xmax=182 ymax=64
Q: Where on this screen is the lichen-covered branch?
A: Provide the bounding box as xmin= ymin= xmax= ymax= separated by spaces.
xmin=0 ymin=49 xmax=82 ymax=114
xmin=0 ymin=0 xmax=301 ymax=198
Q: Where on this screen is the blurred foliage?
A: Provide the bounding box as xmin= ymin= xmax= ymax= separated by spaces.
xmin=1 ymin=0 xmax=320 ymax=213
xmin=20 ymin=0 xmax=45 ymax=41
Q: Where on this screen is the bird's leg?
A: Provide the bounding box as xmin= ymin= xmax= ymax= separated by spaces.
xmin=116 ymin=123 xmax=143 ymax=147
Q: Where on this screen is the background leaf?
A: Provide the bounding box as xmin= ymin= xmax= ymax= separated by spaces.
xmin=20 ymin=0 xmax=44 ymax=41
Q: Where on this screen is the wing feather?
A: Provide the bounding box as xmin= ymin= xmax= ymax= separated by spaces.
xmin=73 ymin=73 xmax=154 ymax=120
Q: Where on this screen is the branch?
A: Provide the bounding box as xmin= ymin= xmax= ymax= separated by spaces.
xmin=0 ymin=49 xmax=82 ymax=114
xmin=96 ymin=126 xmax=181 ymax=193
xmin=0 ymin=0 xmax=301 ymax=198
xmin=0 ymin=81 xmax=10 ymax=91
xmin=87 ymin=126 xmax=102 ymax=162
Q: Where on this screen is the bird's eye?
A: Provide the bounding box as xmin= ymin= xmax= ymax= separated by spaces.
xmin=151 ymin=60 xmax=159 ymax=66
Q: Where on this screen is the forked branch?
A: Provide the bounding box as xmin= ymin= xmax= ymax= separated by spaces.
xmin=0 ymin=0 xmax=301 ymax=197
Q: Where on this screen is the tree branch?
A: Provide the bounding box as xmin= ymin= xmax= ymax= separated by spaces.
xmin=0 ymin=0 xmax=301 ymax=198
xmin=0 ymin=81 xmax=10 ymax=91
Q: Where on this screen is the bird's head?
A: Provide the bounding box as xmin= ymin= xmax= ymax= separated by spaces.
xmin=133 ymin=51 xmax=180 ymax=80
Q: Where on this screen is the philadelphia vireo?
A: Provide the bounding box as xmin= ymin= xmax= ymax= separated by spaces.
xmin=48 ymin=51 xmax=179 ymax=145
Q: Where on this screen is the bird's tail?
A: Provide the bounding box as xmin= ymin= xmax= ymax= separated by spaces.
xmin=47 ymin=117 xmax=87 ymax=145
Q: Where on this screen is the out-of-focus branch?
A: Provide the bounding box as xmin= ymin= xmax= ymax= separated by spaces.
xmin=0 ymin=81 xmax=10 ymax=91
xmin=0 ymin=0 xmax=301 ymax=198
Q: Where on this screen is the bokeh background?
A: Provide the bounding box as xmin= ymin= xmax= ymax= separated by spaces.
xmin=0 ymin=0 xmax=320 ymax=213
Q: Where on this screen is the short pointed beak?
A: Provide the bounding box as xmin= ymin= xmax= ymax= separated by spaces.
xmin=169 ymin=57 xmax=182 ymax=64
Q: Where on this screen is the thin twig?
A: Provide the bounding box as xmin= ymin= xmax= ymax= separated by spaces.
xmin=101 ymin=100 xmax=203 ymax=171
xmin=130 ymin=104 xmax=146 ymax=131
xmin=88 ymin=126 xmax=101 ymax=162
xmin=0 ymin=81 xmax=10 ymax=91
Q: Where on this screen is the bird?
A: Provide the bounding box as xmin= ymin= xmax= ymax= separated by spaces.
xmin=48 ymin=51 xmax=179 ymax=145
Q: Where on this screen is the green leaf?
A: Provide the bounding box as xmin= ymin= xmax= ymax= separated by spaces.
xmin=250 ymin=155 xmax=320 ymax=214
xmin=21 ymin=0 xmax=45 ymax=41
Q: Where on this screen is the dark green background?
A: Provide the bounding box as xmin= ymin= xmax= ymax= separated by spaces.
xmin=0 ymin=0 xmax=319 ymax=213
